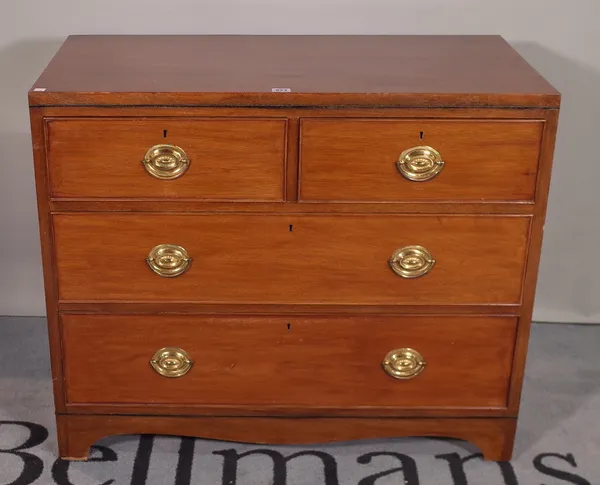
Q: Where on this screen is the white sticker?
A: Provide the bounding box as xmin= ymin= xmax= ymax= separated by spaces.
xmin=271 ymin=87 xmax=291 ymax=93
xmin=33 ymin=87 xmax=47 ymax=92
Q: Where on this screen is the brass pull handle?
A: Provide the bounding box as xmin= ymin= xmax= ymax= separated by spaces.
xmin=150 ymin=347 xmax=194 ymax=378
xmin=142 ymin=144 xmax=190 ymax=180
xmin=396 ymin=146 xmax=444 ymax=181
xmin=382 ymin=348 xmax=426 ymax=379
xmin=146 ymin=244 xmax=191 ymax=277
xmin=389 ymin=245 xmax=435 ymax=279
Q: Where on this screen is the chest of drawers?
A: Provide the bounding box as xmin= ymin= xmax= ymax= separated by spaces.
xmin=29 ymin=35 xmax=560 ymax=461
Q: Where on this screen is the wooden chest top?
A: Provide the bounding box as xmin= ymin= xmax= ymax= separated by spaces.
xmin=30 ymin=35 xmax=559 ymax=108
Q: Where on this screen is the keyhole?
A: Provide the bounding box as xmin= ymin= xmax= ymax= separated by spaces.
xmin=289 ymin=224 xmax=293 ymax=232
xmin=286 ymin=323 xmax=291 ymax=331
xmin=163 ymin=130 xmax=168 ymax=138
xmin=419 ymin=131 xmax=424 ymax=140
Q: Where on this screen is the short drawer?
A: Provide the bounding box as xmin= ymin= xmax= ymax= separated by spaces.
xmin=299 ymin=119 xmax=543 ymax=202
xmin=62 ymin=314 xmax=517 ymax=409
xmin=46 ymin=118 xmax=287 ymax=200
xmin=54 ymin=213 xmax=530 ymax=305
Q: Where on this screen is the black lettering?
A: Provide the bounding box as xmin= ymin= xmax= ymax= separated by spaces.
xmin=131 ymin=435 xmax=154 ymax=485
xmin=437 ymin=452 xmax=521 ymax=485
xmin=533 ymin=453 xmax=591 ymax=485
xmin=214 ymin=448 xmax=339 ymax=485
xmin=357 ymin=451 xmax=419 ymax=485
xmin=51 ymin=445 xmax=117 ymax=485
xmin=174 ymin=437 xmax=195 ymax=485
xmin=498 ymin=462 xmax=519 ymax=485
xmin=436 ymin=452 xmax=483 ymax=485
xmin=0 ymin=421 xmax=48 ymax=485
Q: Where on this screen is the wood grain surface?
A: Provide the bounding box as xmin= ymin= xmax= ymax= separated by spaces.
xmin=58 ymin=302 xmax=521 ymax=316
xmin=300 ymin=119 xmax=543 ymax=202
xmin=49 ymin=200 xmax=538 ymax=215
xmin=62 ymin=314 xmax=516 ymax=408
xmin=53 ymin=213 xmax=531 ymax=305
xmin=30 ymin=110 xmax=67 ymax=414
xmin=29 ymin=35 xmax=559 ymax=108
xmin=47 ymin=118 xmax=286 ymax=200
xmin=507 ymin=109 xmax=560 ymax=413
xmin=34 ymin=105 xmax=556 ymax=120
xmin=57 ymin=414 xmax=517 ymax=462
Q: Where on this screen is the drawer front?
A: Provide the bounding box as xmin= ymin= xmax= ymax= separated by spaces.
xmin=299 ymin=119 xmax=543 ymax=202
xmin=62 ymin=314 xmax=516 ymax=408
xmin=54 ymin=214 xmax=529 ymax=305
xmin=47 ymin=118 xmax=287 ymax=200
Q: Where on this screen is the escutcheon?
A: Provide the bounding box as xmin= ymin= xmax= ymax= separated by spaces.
xmin=382 ymin=348 xmax=426 ymax=379
xmin=388 ymin=245 xmax=435 ymax=279
xmin=396 ymin=146 xmax=444 ymax=181
xmin=150 ymin=347 xmax=194 ymax=378
xmin=146 ymin=244 xmax=191 ymax=277
xmin=142 ymin=144 xmax=190 ymax=180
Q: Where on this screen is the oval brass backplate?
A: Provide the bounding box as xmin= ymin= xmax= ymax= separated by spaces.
xmin=150 ymin=347 xmax=194 ymax=378
xmin=396 ymin=146 xmax=444 ymax=182
xmin=382 ymin=348 xmax=426 ymax=379
xmin=146 ymin=244 xmax=191 ymax=278
xmin=142 ymin=144 xmax=190 ymax=180
xmin=388 ymin=245 xmax=435 ymax=279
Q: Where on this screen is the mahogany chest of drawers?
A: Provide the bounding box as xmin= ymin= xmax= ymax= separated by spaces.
xmin=29 ymin=35 xmax=560 ymax=461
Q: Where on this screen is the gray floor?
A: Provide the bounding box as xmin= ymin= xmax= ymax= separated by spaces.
xmin=0 ymin=316 xmax=598 ymax=485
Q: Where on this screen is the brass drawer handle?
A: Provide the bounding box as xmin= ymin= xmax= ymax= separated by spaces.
xmin=382 ymin=348 xmax=426 ymax=379
xmin=146 ymin=244 xmax=191 ymax=277
xmin=396 ymin=146 xmax=444 ymax=181
xmin=389 ymin=245 xmax=435 ymax=279
xmin=142 ymin=144 xmax=190 ymax=180
xmin=150 ymin=347 xmax=194 ymax=378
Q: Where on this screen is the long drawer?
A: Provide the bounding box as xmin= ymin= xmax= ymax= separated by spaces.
xmin=46 ymin=118 xmax=287 ymax=200
xmin=53 ymin=214 xmax=530 ymax=305
xmin=62 ymin=314 xmax=517 ymax=409
xmin=299 ymin=118 xmax=543 ymax=202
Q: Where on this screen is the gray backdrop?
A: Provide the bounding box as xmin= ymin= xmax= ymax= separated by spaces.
xmin=1 ymin=0 xmax=599 ymax=323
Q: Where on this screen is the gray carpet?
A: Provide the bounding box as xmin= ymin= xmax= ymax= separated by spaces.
xmin=0 ymin=317 xmax=598 ymax=485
